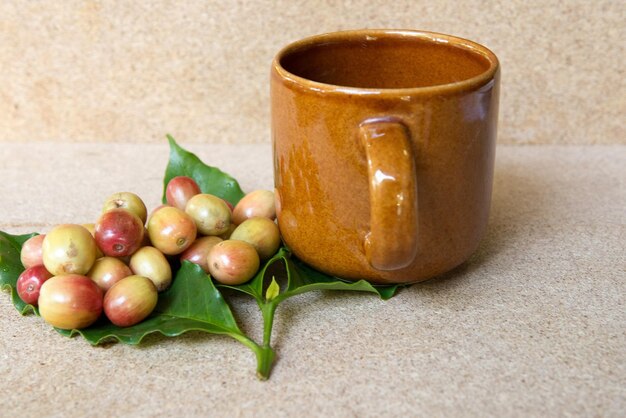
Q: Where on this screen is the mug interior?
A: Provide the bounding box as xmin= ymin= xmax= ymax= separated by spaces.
xmin=279 ymin=31 xmax=494 ymax=90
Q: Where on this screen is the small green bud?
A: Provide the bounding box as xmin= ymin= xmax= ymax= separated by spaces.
xmin=265 ymin=276 xmax=280 ymax=301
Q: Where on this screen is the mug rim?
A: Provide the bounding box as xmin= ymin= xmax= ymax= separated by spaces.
xmin=272 ymin=29 xmax=500 ymax=97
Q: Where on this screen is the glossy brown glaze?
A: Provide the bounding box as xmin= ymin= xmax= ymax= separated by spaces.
xmin=360 ymin=119 xmax=418 ymax=271
xmin=272 ymin=30 xmax=500 ymax=284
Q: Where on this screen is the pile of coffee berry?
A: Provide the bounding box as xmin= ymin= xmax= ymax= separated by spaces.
xmin=16 ymin=176 xmax=279 ymax=331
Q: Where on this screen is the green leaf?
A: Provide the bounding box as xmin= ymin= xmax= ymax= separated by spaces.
xmin=0 ymin=231 xmax=39 ymax=315
xmin=162 ymin=134 xmax=246 ymax=206
xmin=56 ymin=261 xmax=252 ymax=346
xmin=222 ymin=247 xmax=401 ymax=304
xmin=284 ymin=256 xmax=400 ymax=301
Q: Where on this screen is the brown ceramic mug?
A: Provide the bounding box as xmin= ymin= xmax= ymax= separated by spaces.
xmin=271 ymin=29 xmax=500 ymax=284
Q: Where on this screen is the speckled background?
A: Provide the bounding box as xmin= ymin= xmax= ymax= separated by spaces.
xmin=1 ymin=142 xmax=624 ymax=417
xmin=0 ymin=0 xmax=624 ymax=144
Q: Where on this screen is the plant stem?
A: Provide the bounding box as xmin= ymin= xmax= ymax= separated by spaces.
xmin=255 ymin=345 xmax=275 ymax=381
xmin=262 ymin=302 xmax=277 ymax=348
xmin=230 ymin=332 xmax=274 ymax=380
xmin=254 ymin=301 xmax=278 ymax=380
xmin=231 ymin=301 xmax=279 ymax=380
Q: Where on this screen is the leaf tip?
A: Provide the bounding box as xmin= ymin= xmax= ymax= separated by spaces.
xmin=166 ymin=134 xmax=182 ymax=154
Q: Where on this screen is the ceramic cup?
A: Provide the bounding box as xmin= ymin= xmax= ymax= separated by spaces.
xmin=271 ymin=29 xmax=500 ymax=284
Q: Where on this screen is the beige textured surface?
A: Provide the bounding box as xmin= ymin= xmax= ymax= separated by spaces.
xmin=0 ymin=143 xmax=624 ymax=417
xmin=0 ymin=1 xmax=624 ymax=145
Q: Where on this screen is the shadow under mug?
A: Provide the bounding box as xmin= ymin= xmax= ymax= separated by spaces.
xmin=271 ymin=29 xmax=500 ymax=284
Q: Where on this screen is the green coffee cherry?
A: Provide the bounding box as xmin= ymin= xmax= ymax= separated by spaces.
xmin=230 ymin=217 xmax=280 ymax=260
xmin=102 ymin=192 xmax=148 ymax=224
xmin=42 ymin=224 xmax=97 ymax=275
xmin=129 ymin=246 xmax=172 ymax=291
xmin=185 ymin=194 xmax=231 ymax=236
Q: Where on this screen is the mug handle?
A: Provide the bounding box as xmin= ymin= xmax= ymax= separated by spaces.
xmin=359 ymin=118 xmax=418 ymax=271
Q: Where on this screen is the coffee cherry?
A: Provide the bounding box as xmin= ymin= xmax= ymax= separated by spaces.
xmin=39 ymin=274 xmax=103 ymax=330
xmin=185 ymin=194 xmax=231 ymax=236
xmin=129 ymin=246 xmax=172 ymax=291
xmin=147 ymin=206 xmax=197 ymax=255
xmin=180 ymin=236 xmax=222 ymax=272
xmin=219 ymin=224 xmax=237 ymax=240
xmin=103 ymin=275 xmax=158 ymax=327
xmin=81 ymin=223 xmax=105 ymax=259
xmin=207 ymin=240 xmax=259 ymax=285
xmin=102 ymin=192 xmax=148 ymax=224
xmin=42 ymin=224 xmax=97 ymax=275
xmin=166 ymin=176 xmax=201 ymax=210
xmin=95 ymin=209 xmax=145 ymax=257
xmin=230 ymin=217 xmax=281 ymax=260
xmin=232 ymin=190 xmax=276 ymax=225
xmin=20 ymin=234 xmax=46 ymax=269
xmin=16 ymin=265 xmax=53 ymax=305
xmin=87 ymin=257 xmax=133 ymax=292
